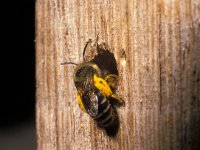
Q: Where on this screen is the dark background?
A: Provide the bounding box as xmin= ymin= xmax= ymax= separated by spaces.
xmin=0 ymin=0 xmax=36 ymax=149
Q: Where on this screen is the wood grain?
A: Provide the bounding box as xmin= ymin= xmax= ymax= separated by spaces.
xmin=36 ymin=0 xmax=200 ymax=149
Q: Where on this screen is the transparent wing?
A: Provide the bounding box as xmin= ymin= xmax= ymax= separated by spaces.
xmin=82 ymin=89 xmax=99 ymax=117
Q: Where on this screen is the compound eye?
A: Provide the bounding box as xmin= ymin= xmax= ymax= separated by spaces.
xmin=75 ymin=69 xmax=82 ymax=78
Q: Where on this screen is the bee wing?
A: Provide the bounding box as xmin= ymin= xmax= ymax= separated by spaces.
xmin=82 ymin=90 xmax=99 ymax=117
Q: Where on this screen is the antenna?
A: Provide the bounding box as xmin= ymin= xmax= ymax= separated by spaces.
xmin=61 ymin=62 xmax=78 ymax=65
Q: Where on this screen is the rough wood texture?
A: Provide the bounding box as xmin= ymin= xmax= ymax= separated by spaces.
xmin=36 ymin=0 xmax=200 ymax=149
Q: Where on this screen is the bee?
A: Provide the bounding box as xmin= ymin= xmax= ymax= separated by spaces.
xmin=62 ymin=37 xmax=124 ymax=136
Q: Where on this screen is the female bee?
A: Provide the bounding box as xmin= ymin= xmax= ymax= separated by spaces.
xmin=63 ymin=38 xmax=124 ymax=136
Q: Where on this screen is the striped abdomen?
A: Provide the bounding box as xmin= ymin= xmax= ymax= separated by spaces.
xmin=82 ymin=88 xmax=116 ymax=128
xmin=93 ymin=96 xmax=115 ymax=127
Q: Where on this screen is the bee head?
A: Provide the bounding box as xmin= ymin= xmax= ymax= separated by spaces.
xmin=73 ymin=63 xmax=102 ymax=89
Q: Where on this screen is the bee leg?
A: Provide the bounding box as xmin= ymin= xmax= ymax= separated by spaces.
xmin=105 ymin=74 xmax=119 ymax=92
xmin=93 ymin=75 xmax=113 ymax=96
xmin=94 ymin=75 xmax=125 ymax=106
xmin=77 ymin=94 xmax=87 ymax=112
xmin=110 ymin=94 xmax=125 ymax=107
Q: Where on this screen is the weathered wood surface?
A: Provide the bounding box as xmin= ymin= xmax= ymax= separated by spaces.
xmin=36 ymin=0 xmax=200 ymax=149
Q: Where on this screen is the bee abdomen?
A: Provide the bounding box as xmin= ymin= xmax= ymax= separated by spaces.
xmin=94 ymin=97 xmax=115 ymax=127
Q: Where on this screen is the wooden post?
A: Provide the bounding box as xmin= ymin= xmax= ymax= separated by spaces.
xmin=36 ymin=0 xmax=200 ymax=149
